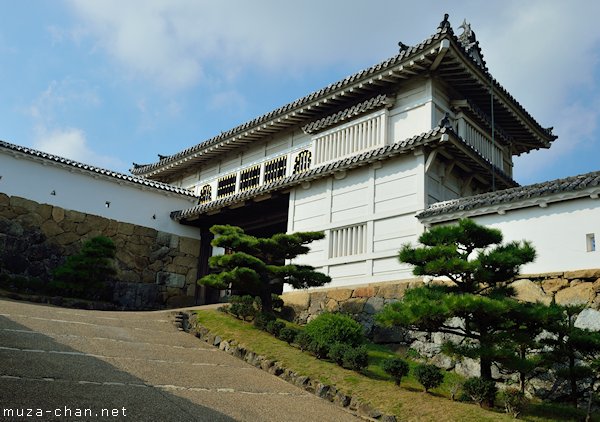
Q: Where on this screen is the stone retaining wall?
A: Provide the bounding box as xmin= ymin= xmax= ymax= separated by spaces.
xmin=0 ymin=193 xmax=200 ymax=309
xmin=282 ymin=270 xmax=600 ymax=339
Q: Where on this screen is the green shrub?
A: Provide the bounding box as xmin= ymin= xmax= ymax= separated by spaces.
xmin=328 ymin=342 xmax=349 ymax=366
xmin=499 ymin=388 xmax=527 ymax=418
xmin=278 ymin=326 xmax=300 ymax=344
xmin=463 ymin=377 xmax=498 ymax=408
xmin=51 ymin=236 xmax=116 ymax=300
xmin=266 ymin=320 xmax=285 ymax=336
xmin=271 ymin=294 xmax=284 ymax=311
xmin=342 ymin=345 xmax=369 ymax=371
xmin=382 ymin=358 xmax=410 ymax=386
xmin=253 ymin=312 xmax=276 ymax=331
xmin=228 ymin=295 xmax=259 ymax=320
xmin=295 ymin=331 xmax=313 ymax=351
xmin=413 ymin=364 xmax=444 ymax=392
xmin=303 ymin=313 xmax=365 ymax=356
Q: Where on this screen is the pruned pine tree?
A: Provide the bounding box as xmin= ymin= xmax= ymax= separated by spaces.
xmin=539 ymin=304 xmax=600 ymax=407
xmin=198 ymin=225 xmax=330 ymax=313
xmin=378 ymin=219 xmax=537 ymax=390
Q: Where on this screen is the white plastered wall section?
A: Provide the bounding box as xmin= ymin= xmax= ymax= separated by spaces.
xmin=468 ymin=198 xmax=600 ymax=274
xmin=285 ymin=81 xmax=434 ymax=289
xmin=0 ymin=152 xmax=200 ymax=239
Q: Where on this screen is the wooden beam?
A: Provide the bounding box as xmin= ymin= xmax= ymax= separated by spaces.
xmin=424 ymin=150 xmax=438 ymax=173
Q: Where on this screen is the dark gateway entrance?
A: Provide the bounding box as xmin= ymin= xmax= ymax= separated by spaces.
xmin=177 ymin=193 xmax=290 ymax=304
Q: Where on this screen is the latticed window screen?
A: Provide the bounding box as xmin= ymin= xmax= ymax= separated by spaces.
xmin=264 ymin=155 xmax=287 ymax=184
xmin=216 ymin=174 xmax=237 ymax=198
xmin=199 ymin=185 xmax=212 ymax=203
xmin=239 ymin=165 xmax=261 ymax=191
xmin=293 ymin=150 xmax=312 ymax=174
xmin=329 ymin=223 xmax=367 ymax=258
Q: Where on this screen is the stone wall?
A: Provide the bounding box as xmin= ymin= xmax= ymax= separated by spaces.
xmin=282 ymin=270 xmax=600 ymax=338
xmin=0 ymin=193 xmax=200 ymax=309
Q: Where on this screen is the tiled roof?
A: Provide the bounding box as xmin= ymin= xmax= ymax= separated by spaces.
xmin=172 ymin=125 xmax=514 ymax=221
xmin=418 ymin=170 xmax=600 ymax=219
xmin=301 ymin=94 xmax=392 ymax=134
xmin=132 ymin=15 xmax=556 ymax=178
xmin=0 ymin=140 xmax=196 ymax=197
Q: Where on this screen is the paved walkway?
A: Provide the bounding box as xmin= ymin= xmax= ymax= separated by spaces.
xmin=0 ymin=298 xmax=360 ymax=421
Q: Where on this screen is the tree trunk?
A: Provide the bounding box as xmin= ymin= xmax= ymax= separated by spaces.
xmin=569 ymin=353 xmax=578 ymax=407
xmin=260 ymin=289 xmax=273 ymax=314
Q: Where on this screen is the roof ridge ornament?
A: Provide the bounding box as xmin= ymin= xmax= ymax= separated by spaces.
xmin=438 ymin=112 xmax=452 ymax=129
xmin=457 ymin=17 xmax=488 ymax=71
xmin=398 ymin=41 xmax=410 ymax=54
xmin=437 ymin=13 xmax=451 ymax=32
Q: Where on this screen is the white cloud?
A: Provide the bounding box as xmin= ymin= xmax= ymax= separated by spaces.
xmin=33 ymin=126 xmax=126 ymax=170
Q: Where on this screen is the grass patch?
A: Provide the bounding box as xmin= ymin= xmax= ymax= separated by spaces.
xmin=194 ymin=310 xmax=598 ymax=421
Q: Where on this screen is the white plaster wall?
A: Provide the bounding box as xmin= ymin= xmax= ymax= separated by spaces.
xmin=286 ymin=154 xmax=426 ymax=289
xmin=466 ymin=198 xmax=600 ymax=274
xmin=388 ymin=80 xmax=433 ymax=142
xmin=0 ymin=152 xmax=200 ymax=239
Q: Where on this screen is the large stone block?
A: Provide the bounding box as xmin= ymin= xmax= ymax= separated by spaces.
xmin=352 ymin=286 xmax=377 ymax=298
xmin=364 ymin=296 xmax=385 ymax=314
xmin=555 ymin=282 xmax=595 ymax=306
xmin=41 ymin=219 xmax=64 ymax=237
xmin=282 ymin=291 xmax=310 ymax=309
xmin=179 ymin=237 xmax=200 ymax=257
xmin=564 ymin=269 xmax=600 ymax=279
xmin=117 ymin=222 xmax=135 ymax=235
xmin=325 ymin=299 xmax=339 ymax=312
xmin=9 ymin=196 xmax=38 ymax=214
xmin=340 ymin=298 xmax=366 ymax=314
xmin=0 ymin=193 xmax=9 ymax=206
xmin=575 ymin=308 xmax=600 ymax=331
xmin=65 ymin=209 xmax=86 ymax=223
xmin=51 ymin=207 xmax=65 ymax=223
xmin=0 ymin=216 xmax=24 ymax=236
xmin=376 ymin=282 xmax=410 ymax=299
xmin=54 ymin=232 xmax=80 ymax=246
xmin=37 ymin=204 xmax=52 ymax=220
xmin=326 ymin=288 xmax=353 ymax=301
xmin=133 ymin=225 xmax=156 ymax=237
xmin=541 ymin=278 xmax=569 ymax=294
xmin=16 ymin=213 xmax=44 ymax=228
xmin=173 ymin=255 xmax=197 ymax=268
xmin=85 ymin=214 xmax=109 ymax=232
xmin=510 ymin=279 xmax=551 ymax=305
xmin=156 ymin=271 xmax=186 ymax=288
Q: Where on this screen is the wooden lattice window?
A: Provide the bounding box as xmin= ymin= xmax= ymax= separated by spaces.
xmin=240 ymin=165 xmax=261 ymax=191
xmin=264 ymin=156 xmax=287 ymax=184
xmin=216 ymin=174 xmax=237 ymax=198
xmin=199 ymin=184 xmax=212 ymax=204
xmin=329 ymin=223 xmax=367 ymax=258
xmin=293 ymin=150 xmax=312 ymax=174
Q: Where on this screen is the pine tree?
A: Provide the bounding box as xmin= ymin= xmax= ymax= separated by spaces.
xmin=51 ymin=236 xmax=116 ymax=300
xmin=377 ymin=219 xmax=536 ymax=386
xmin=198 ymin=225 xmax=330 ymax=313
xmin=539 ymin=304 xmax=600 ymax=407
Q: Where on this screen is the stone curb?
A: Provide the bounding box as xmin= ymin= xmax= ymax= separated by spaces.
xmin=176 ymin=311 xmax=397 ymax=422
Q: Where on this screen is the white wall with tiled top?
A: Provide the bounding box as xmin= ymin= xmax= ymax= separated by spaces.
xmin=468 ymin=197 xmax=600 ymax=274
xmin=0 ymin=151 xmax=200 ymax=239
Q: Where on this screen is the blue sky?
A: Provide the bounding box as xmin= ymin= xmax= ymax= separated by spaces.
xmin=1 ymin=0 xmax=599 ymax=185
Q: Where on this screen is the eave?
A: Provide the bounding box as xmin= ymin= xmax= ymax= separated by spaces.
xmin=171 ymin=125 xmax=517 ymax=223
xmin=418 ymin=170 xmax=600 ymax=224
xmin=133 ymin=17 xmax=555 ymax=180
